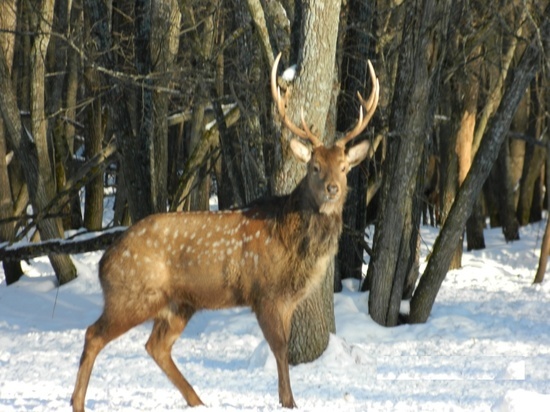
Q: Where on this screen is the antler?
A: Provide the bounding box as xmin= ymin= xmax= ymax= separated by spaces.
xmin=271 ymin=53 xmax=323 ymax=147
xmin=336 ymin=60 xmax=379 ymax=148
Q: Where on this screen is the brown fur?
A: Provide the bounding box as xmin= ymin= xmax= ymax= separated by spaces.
xmin=70 ymin=141 xmax=370 ymax=411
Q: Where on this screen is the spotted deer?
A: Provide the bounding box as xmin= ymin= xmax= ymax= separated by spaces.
xmin=71 ymin=53 xmax=379 ymax=411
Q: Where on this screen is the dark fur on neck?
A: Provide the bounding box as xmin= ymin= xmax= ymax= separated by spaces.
xmin=247 ymin=177 xmax=344 ymax=261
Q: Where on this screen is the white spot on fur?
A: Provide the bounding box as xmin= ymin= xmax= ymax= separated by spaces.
xmin=122 ymin=250 xmax=131 ymax=258
xmin=137 ymin=227 xmax=147 ymax=236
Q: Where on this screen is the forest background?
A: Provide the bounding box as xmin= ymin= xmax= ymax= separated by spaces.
xmin=0 ymin=0 xmax=549 ymax=364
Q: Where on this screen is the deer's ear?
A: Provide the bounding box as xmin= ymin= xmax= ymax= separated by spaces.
xmin=290 ymin=138 xmax=311 ymax=163
xmin=346 ymin=140 xmax=371 ymax=168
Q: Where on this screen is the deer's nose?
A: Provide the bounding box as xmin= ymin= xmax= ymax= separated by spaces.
xmin=327 ymin=184 xmax=339 ymax=196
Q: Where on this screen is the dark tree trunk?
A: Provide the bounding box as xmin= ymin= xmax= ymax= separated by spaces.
xmin=465 ymin=196 xmax=486 ymax=250
xmin=486 ymin=141 xmax=520 ymax=242
xmin=517 ymin=78 xmax=547 ymax=225
xmin=334 ymin=0 xmax=373 ymax=290
xmin=410 ymin=10 xmax=549 ymax=323
xmin=84 ymin=97 xmax=105 ymax=230
xmin=232 ymin=0 xmax=269 ymax=205
xmin=0 ymin=0 xmax=23 ymax=284
xmin=366 ymin=0 xmax=451 ymax=326
xmin=438 ymin=81 xmax=462 ymax=269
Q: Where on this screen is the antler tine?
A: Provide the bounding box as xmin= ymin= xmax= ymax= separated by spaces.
xmin=337 ymin=59 xmax=379 ymax=148
xmin=300 ymin=108 xmax=322 ymax=147
xmin=271 ymin=52 xmax=323 ymax=147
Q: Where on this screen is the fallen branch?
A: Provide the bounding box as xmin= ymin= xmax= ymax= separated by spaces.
xmin=0 ymin=227 xmax=126 ymax=261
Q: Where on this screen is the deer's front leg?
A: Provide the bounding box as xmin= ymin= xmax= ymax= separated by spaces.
xmin=255 ymin=300 xmax=297 ymax=408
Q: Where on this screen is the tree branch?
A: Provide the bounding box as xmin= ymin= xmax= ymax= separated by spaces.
xmin=0 ymin=227 xmax=126 ymax=262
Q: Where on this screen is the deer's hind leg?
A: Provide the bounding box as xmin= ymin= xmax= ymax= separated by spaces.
xmin=145 ymin=304 xmax=203 ymax=407
xmin=71 ymin=312 xmax=143 ymax=412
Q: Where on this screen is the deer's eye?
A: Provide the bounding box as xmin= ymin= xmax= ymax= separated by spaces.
xmin=313 ymin=164 xmax=320 ymax=173
xmin=341 ymin=164 xmax=347 ymax=172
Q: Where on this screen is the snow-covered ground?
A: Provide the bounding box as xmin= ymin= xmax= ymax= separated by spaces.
xmin=1 ymin=223 xmax=550 ymax=411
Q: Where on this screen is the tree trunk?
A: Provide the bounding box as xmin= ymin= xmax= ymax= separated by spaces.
xmin=26 ymin=0 xmax=77 ymax=284
xmin=438 ymin=81 xmax=462 ymax=269
xmin=233 ymin=0 xmax=268 ymax=204
xmin=366 ymin=0 xmax=451 ymax=327
xmin=334 ymin=0 xmax=373 ymax=290
xmin=84 ymin=96 xmax=105 ymax=230
xmin=534 ymin=138 xmax=550 ymax=284
xmin=486 ymin=141 xmax=520 ymax=241
xmin=517 ymin=78 xmax=547 ymax=225
xmin=271 ymin=0 xmax=341 ymax=365
xmin=0 ymin=0 xmax=23 ymax=284
xmin=409 ymin=11 xmax=549 ymax=322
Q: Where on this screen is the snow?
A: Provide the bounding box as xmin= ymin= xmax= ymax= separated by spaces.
xmin=1 ymin=223 xmax=550 ymax=411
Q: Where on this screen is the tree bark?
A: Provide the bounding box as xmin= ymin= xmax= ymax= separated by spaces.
xmin=409 ymin=10 xmax=549 ymax=323
xmin=335 ymin=0 xmax=373 ymax=289
xmin=270 ymin=0 xmax=341 ymax=365
xmin=366 ymin=0 xmax=451 ymax=326
xmin=534 ymin=138 xmax=550 ymax=284
xmin=517 ymin=78 xmax=547 ymax=225
xmin=0 ymin=0 xmax=23 ymax=284
xmin=0 ymin=0 xmax=77 ymax=285
xmin=83 ymin=96 xmax=105 ymax=230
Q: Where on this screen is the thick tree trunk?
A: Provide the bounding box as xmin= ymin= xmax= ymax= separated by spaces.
xmin=271 ymin=0 xmax=341 ymax=365
xmin=367 ymin=0 xmax=451 ymax=327
xmin=410 ymin=11 xmax=549 ymax=322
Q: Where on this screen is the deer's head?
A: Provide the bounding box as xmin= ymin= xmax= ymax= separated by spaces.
xmin=271 ymin=53 xmax=379 ymax=214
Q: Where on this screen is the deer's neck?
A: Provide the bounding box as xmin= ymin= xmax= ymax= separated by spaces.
xmin=275 ymin=181 xmax=344 ymax=260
